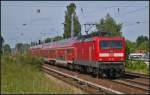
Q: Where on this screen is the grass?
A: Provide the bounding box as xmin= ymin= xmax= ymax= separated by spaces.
xmin=125 ymin=60 xmax=149 ymax=75
xmin=1 ymin=54 xmax=82 ymax=94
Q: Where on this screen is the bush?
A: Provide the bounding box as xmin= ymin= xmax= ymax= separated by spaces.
xmin=125 ymin=60 xmax=149 ymax=74
xmin=1 ymin=53 xmax=43 ymax=69
xmin=1 ymin=55 xmax=17 ymax=64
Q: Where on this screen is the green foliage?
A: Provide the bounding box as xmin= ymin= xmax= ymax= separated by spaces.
xmin=136 ymin=35 xmax=149 ymax=47
xmin=53 ymin=36 xmax=63 ymax=41
xmin=44 ymin=37 xmax=52 ymax=43
xmin=125 ymin=40 xmax=136 ymax=54
xmin=1 ymin=55 xmax=17 ymax=64
xmin=136 ymin=35 xmax=149 ymax=52
xmin=44 ymin=36 xmax=63 ymax=43
xmin=1 ymin=53 xmax=42 ymax=69
xmin=137 ymin=41 xmax=149 ymax=52
xmin=15 ymin=43 xmax=24 ymax=54
xmin=125 ymin=35 xmax=149 ymax=54
xmin=96 ymin=13 xmax=122 ymax=37
xmin=15 ymin=43 xmax=30 ymax=54
xmin=17 ymin=53 xmax=43 ymax=68
xmin=1 ymin=54 xmax=77 ymax=94
xmin=125 ymin=60 xmax=149 ymax=75
xmin=63 ymin=3 xmax=81 ymax=38
xmin=2 ymin=44 xmax=11 ymax=55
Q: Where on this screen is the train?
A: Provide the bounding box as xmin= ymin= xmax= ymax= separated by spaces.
xmin=29 ymin=33 xmax=126 ymax=78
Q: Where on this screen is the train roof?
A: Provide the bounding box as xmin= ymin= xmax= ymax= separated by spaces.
xmin=42 ymin=37 xmax=78 ymax=49
xmin=30 ymin=33 xmax=125 ymax=49
xmin=30 ymin=44 xmax=43 ymax=49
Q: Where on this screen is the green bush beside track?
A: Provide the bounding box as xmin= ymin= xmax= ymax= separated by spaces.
xmin=125 ymin=60 xmax=149 ymax=75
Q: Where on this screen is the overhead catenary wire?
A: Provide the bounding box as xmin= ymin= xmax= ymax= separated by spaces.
xmin=2 ymin=7 xmax=148 ymax=28
xmin=81 ymin=6 xmax=148 ymax=19
xmin=1 ymin=4 xmax=148 ymax=7
xmin=2 ymin=2 xmax=148 ymax=24
xmin=123 ymin=21 xmax=148 ymax=28
xmin=82 ymin=6 xmax=148 ymax=27
xmin=117 ymin=6 xmax=148 ymax=17
xmin=2 ymin=5 xmax=148 ymax=34
xmin=73 ymin=5 xmax=148 ymax=28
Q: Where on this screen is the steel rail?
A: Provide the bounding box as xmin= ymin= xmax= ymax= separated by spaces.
xmin=125 ymin=71 xmax=149 ymax=79
xmin=123 ymin=79 xmax=149 ymax=87
xmin=112 ymin=79 xmax=149 ymax=93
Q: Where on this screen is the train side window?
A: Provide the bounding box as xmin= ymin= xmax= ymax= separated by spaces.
xmin=49 ymin=50 xmax=55 ymax=54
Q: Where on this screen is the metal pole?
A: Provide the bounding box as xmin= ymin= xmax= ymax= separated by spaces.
xmin=71 ymin=13 xmax=74 ymax=38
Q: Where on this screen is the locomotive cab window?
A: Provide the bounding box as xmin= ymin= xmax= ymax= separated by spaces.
xmin=112 ymin=40 xmax=122 ymax=49
xmin=100 ymin=41 xmax=110 ymax=49
xmin=100 ymin=40 xmax=122 ymax=49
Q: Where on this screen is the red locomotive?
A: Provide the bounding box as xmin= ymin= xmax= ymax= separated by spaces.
xmin=29 ymin=34 xmax=126 ymax=78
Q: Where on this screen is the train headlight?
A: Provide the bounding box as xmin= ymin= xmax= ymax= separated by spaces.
xmin=114 ymin=53 xmax=123 ymax=57
xmin=99 ymin=53 xmax=109 ymax=57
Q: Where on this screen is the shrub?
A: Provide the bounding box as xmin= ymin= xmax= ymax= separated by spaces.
xmin=125 ymin=60 xmax=149 ymax=74
xmin=1 ymin=53 xmax=43 ymax=69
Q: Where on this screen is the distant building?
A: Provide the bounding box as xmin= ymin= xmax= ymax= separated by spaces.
xmin=129 ymin=53 xmax=145 ymax=60
xmin=143 ymin=52 xmax=149 ymax=60
xmin=129 ymin=52 xmax=149 ymax=62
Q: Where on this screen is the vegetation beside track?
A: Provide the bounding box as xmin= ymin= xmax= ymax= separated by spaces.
xmin=125 ymin=60 xmax=149 ymax=75
xmin=1 ymin=54 xmax=81 ymax=94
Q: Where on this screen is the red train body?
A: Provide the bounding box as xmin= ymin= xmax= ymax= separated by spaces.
xmin=29 ymin=36 xmax=126 ymax=78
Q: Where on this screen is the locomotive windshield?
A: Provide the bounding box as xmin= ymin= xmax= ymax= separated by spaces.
xmin=100 ymin=40 xmax=122 ymax=49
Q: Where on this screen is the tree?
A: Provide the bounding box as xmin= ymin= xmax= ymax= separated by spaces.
xmin=45 ymin=37 xmax=52 ymax=43
xmin=53 ymin=36 xmax=63 ymax=41
xmin=96 ymin=13 xmax=122 ymax=37
xmin=15 ymin=43 xmax=30 ymax=54
xmin=63 ymin=3 xmax=81 ymax=38
xmin=0 ymin=35 xmax=4 ymax=54
xmin=126 ymin=40 xmax=136 ymax=53
xmin=135 ymin=35 xmax=149 ymax=52
xmin=136 ymin=35 xmax=149 ymax=47
xmin=23 ymin=44 xmax=30 ymax=53
xmin=2 ymin=44 xmax=11 ymax=54
xmin=137 ymin=41 xmax=149 ymax=52
xmin=44 ymin=36 xmax=63 ymax=43
xmin=15 ymin=43 xmax=24 ymax=54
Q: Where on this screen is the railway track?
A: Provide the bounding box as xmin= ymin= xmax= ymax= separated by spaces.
xmin=42 ymin=63 xmax=149 ymax=94
xmin=42 ymin=64 xmax=123 ymax=94
xmin=125 ymin=71 xmax=149 ymax=79
xmin=112 ymin=79 xmax=149 ymax=93
xmin=111 ymin=71 xmax=150 ymax=93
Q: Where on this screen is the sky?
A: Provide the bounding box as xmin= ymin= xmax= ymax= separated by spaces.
xmin=1 ymin=1 xmax=149 ymax=48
